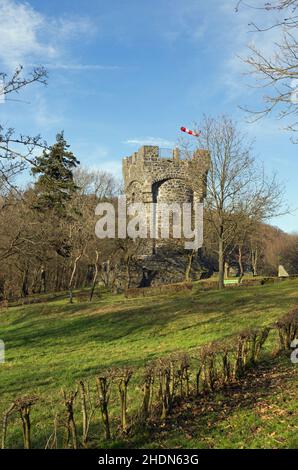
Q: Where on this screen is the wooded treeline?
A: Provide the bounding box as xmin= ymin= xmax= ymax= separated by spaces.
xmin=0 ymin=166 xmax=296 ymax=301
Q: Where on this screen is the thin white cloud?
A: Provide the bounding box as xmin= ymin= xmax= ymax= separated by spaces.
xmin=123 ymin=137 xmax=175 ymax=147
xmin=41 ymin=63 xmax=121 ymax=71
xmin=72 ymin=142 xmax=122 ymax=177
xmin=88 ymin=161 xmax=122 ymax=178
xmin=34 ymin=94 xmax=62 ymax=129
xmin=73 ymin=142 xmax=110 ymax=162
xmin=50 ymin=17 xmax=97 ymax=39
xmin=0 ymin=0 xmax=98 ymax=69
xmin=241 ymin=119 xmax=282 ymax=138
xmin=159 ymin=1 xmax=207 ymax=44
xmin=0 ymin=0 xmax=55 ymax=68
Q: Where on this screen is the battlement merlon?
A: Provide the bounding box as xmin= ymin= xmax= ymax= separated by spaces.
xmin=123 ymin=145 xmax=209 ymax=177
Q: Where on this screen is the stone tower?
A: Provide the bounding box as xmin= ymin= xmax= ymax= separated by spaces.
xmin=123 ymin=145 xmax=210 ymax=252
xmin=121 ymin=145 xmax=210 ymax=286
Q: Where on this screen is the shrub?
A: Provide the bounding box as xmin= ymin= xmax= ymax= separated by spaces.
xmin=276 ymin=306 xmax=298 ymax=350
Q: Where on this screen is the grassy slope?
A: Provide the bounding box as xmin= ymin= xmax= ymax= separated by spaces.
xmin=0 ymin=279 xmax=298 ymax=448
xmin=139 ymin=356 xmax=298 ymax=449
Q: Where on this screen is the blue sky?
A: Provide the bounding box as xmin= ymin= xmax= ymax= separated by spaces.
xmin=0 ymin=0 xmax=297 ymax=232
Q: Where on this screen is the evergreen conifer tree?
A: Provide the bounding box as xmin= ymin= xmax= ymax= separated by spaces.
xmin=32 ymin=132 xmax=80 ymax=213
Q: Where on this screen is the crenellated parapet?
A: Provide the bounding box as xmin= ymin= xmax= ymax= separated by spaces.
xmin=123 ymin=145 xmax=210 ymax=204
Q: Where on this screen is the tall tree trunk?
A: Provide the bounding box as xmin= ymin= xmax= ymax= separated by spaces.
xmin=30 ymin=268 xmax=38 ymax=294
xmin=224 ymin=262 xmax=230 ymax=278
xmin=21 ymin=268 xmax=29 ymax=298
xmin=60 ymin=263 xmax=66 ymax=290
xmin=238 ymin=245 xmax=244 ymax=280
xmin=40 ymin=266 xmax=46 ymax=294
xmin=89 ymin=250 xmax=100 ymax=302
xmin=69 ymin=253 xmax=83 ymax=303
xmin=251 ymin=247 xmax=258 ymax=277
xmin=218 ymin=237 xmax=225 ymax=290
xmin=55 ymin=253 xmax=60 ymax=292
xmin=185 ymin=250 xmax=195 ymax=282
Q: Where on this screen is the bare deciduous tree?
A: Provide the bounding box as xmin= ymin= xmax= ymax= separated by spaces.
xmin=0 ymin=66 xmax=48 ymax=192
xmin=237 ymin=0 xmax=298 ymax=140
xmin=196 ymin=115 xmax=284 ymax=289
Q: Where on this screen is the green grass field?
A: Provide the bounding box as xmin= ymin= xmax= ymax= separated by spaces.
xmin=1 ymin=279 xmax=298 ymax=448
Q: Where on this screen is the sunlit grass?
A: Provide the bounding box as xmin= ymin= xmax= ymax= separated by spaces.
xmin=0 ymin=279 xmax=297 ymax=447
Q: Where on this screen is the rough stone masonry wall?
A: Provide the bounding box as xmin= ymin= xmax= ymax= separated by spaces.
xmin=156 ymin=179 xmax=193 ymax=204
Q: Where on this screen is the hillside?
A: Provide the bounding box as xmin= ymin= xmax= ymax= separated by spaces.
xmin=0 ymin=279 xmax=298 ymax=448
